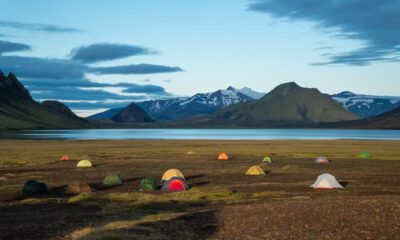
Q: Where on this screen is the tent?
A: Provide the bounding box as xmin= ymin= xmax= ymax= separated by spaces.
xmin=315 ymin=156 xmax=330 ymax=164
xmin=162 ymin=177 xmax=189 ymax=191
xmin=22 ymin=180 xmax=49 ymax=195
xmin=358 ymin=152 xmax=371 ymax=159
xmin=218 ymin=153 xmax=229 ymax=161
xmin=187 ymin=151 xmax=195 ymax=155
xmin=161 ymin=169 xmax=185 ymax=181
xmin=103 ymin=173 xmax=123 ymax=186
xmin=262 ymin=156 xmax=272 ymax=164
xmin=311 ymin=174 xmax=344 ymax=190
xmin=65 ymin=182 xmax=91 ymax=195
xmin=140 ymin=178 xmax=158 ymax=190
xmin=77 ymin=160 xmax=92 ymax=168
xmin=60 ymin=155 xmax=70 ymax=161
xmin=245 ymin=165 xmax=266 ymax=175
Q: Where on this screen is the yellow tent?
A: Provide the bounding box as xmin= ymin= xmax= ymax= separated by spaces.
xmin=161 ymin=169 xmax=185 ymax=181
xmin=187 ymin=151 xmax=195 ymax=155
xmin=218 ymin=152 xmax=229 ymax=160
xmin=245 ymin=165 xmax=266 ymax=175
xmin=77 ymin=159 xmax=92 ymax=168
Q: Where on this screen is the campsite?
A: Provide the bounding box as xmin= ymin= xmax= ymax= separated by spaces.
xmin=0 ymin=139 xmax=399 ymax=239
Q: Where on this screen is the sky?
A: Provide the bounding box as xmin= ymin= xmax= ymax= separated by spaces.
xmin=0 ymin=0 xmax=399 ymax=116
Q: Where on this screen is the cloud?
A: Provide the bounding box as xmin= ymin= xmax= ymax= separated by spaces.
xmin=29 ymin=85 xmax=172 ymax=110
xmin=90 ymin=64 xmax=183 ymax=75
xmin=248 ymin=0 xmax=400 ymax=66
xmin=0 ymin=40 xmax=31 ymax=54
xmin=70 ymin=43 xmax=155 ymax=63
xmin=0 ymin=42 xmax=182 ymax=111
xmin=121 ymin=83 xmax=166 ymax=94
xmin=0 ymin=21 xmax=80 ymax=33
xmin=0 ymin=55 xmax=182 ymax=80
xmin=0 ymin=55 xmax=87 ymax=79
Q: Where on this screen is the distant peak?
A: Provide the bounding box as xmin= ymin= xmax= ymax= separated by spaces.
xmin=7 ymin=72 xmax=16 ymax=79
xmin=273 ymin=82 xmax=302 ymax=92
xmin=279 ymin=82 xmax=300 ymax=88
xmin=333 ymin=91 xmax=357 ymax=98
xmin=226 ymin=86 xmax=236 ymax=91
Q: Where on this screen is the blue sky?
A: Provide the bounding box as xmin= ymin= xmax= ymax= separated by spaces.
xmin=0 ymin=0 xmax=399 ymax=116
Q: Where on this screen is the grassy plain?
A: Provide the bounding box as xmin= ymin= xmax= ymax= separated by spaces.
xmin=0 ymin=140 xmax=400 ymax=239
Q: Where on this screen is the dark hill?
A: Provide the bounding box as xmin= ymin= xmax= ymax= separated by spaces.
xmin=0 ymin=71 xmax=90 ymax=130
xmin=112 ymin=103 xmax=152 ymax=123
xmin=214 ymin=82 xmax=359 ymax=124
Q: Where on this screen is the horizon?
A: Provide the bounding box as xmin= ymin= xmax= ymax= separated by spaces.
xmin=1 ymin=0 xmax=399 ymax=116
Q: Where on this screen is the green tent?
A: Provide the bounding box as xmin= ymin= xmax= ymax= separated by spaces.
xmin=140 ymin=178 xmax=158 ymax=190
xmin=22 ymin=180 xmax=49 ymax=195
xmin=103 ymin=173 xmax=123 ymax=186
xmin=261 ymin=156 xmax=272 ymax=164
xmin=358 ymin=152 xmax=371 ymax=159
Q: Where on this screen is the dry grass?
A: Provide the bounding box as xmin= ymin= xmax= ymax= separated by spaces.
xmin=0 ymin=140 xmax=400 ymax=239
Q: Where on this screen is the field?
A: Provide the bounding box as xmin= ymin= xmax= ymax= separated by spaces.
xmin=0 ymin=140 xmax=400 ymax=240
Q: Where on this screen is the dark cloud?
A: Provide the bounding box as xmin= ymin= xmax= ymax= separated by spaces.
xmin=57 ymin=101 xmax=137 ymax=110
xmin=30 ymin=86 xmax=128 ymax=101
xmin=90 ymin=64 xmax=183 ymax=75
xmin=0 ymin=40 xmax=31 ymax=54
xmin=121 ymin=84 xmax=166 ymax=94
xmin=70 ymin=43 xmax=155 ymax=63
xmin=0 ymin=41 xmax=181 ymax=111
xmin=0 ymin=55 xmax=87 ymax=79
xmin=249 ymin=0 xmax=400 ymax=66
xmin=0 ymin=21 xmax=80 ymax=33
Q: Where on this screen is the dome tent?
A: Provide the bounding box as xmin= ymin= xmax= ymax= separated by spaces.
xmin=262 ymin=156 xmax=272 ymax=164
xmin=22 ymin=180 xmax=49 ymax=195
xmin=245 ymin=165 xmax=266 ymax=175
xmin=311 ymin=174 xmax=344 ymax=190
xmin=60 ymin=155 xmax=70 ymax=161
xmin=315 ymin=156 xmax=330 ymax=164
xmin=103 ymin=173 xmax=123 ymax=187
xmin=77 ymin=160 xmax=92 ymax=168
xmin=65 ymin=182 xmax=91 ymax=195
xmin=161 ymin=169 xmax=185 ymax=181
xmin=358 ymin=152 xmax=371 ymax=159
xmin=218 ymin=153 xmax=229 ymax=161
xmin=162 ymin=177 xmax=189 ymax=191
xmin=140 ymin=178 xmax=158 ymax=190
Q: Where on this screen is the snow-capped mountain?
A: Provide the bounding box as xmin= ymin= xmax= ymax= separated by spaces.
xmin=332 ymin=91 xmax=400 ymax=118
xmin=88 ymin=86 xmax=264 ymax=121
xmin=137 ymin=87 xmax=257 ymax=121
xmin=236 ymin=87 xmax=265 ymax=99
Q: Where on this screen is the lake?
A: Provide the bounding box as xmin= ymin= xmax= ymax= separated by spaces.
xmin=1 ymin=129 xmax=399 ymax=140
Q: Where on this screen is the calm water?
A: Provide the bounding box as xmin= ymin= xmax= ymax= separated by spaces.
xmin=1 ymin=129 xmax=399 ymax=140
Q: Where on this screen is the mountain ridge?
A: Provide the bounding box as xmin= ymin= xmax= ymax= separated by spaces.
xmin=0 ymin=71 xmax=90 ymax=130
xmin=214 ymin=82 xmax=359 ymax=123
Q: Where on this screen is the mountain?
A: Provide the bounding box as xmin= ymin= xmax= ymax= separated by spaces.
xmin=214 ymin=82 xmax=359 ymax=124
xmin=42 ymin=100 xmax=85 ymax=121
xmin=111 ymin=103 xmax=152 ymax=123
xmin=90 ymin=87 xmax=260 ymax=121
xmin=332 ymin=91 xmax=400 ymax=118
xmin=0 ymin=71 xmax=89 ymax=130
xmin=146 ymin=87 xmax=254 ymax=120
xmin=88 ymin=108 xmax=124 ymax=120
xmin=354 ymin=106 xmax=400 ymax=129
xmin=236 ymin=87 xmax=265 ymax=99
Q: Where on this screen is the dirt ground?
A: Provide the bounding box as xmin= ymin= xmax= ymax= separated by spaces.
xmin=0 ymin=140 xmax=400 ymax=240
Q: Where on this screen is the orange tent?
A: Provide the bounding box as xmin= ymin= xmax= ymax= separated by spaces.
xmin=218 ymin=153 xmax=229 ymax=160
xmin=60 ymin=155 xmax=70 ymax=161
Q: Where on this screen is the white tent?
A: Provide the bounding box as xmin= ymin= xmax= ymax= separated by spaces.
xmin=311 ymin=173 xmax=344 ymax=189
xmin=314 ymin=156 xmax=330 ymax=164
